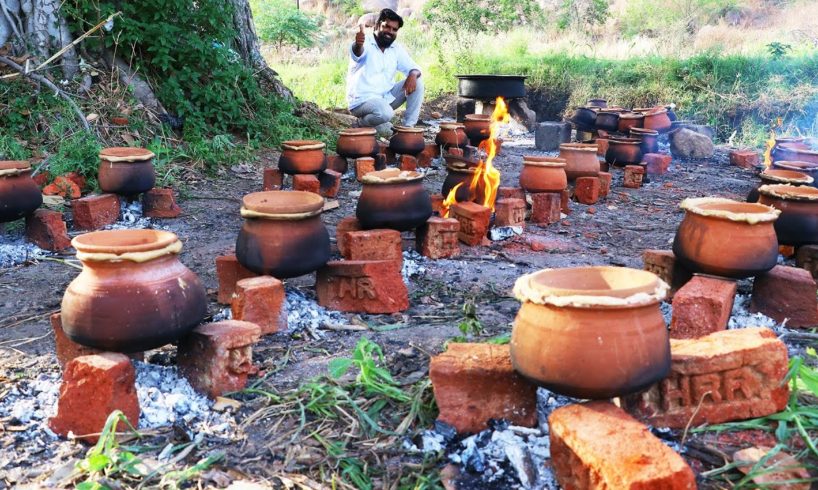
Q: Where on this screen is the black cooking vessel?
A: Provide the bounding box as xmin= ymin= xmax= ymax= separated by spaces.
xmin=456 ymin=75 xmax=527 ymax=99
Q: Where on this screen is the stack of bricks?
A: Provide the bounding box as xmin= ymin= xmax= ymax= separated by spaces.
xmin=213 ymin=254 xmax=289 ymax=335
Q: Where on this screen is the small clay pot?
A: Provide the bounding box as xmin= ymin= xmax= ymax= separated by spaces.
xmin=606 ymin=137 xmax=643 ymax=166
xmin=772 ymin=161 xmax=818 ymax=188
xmin=629 ymin=127 xmax=659 ymax=154
xmin=594 ymin=109 xmax=620 ymax=132
xmin=559 ymin=143 xmax=599 ymax=181
xmin=61 ymin=229 xmax=207 ymax=352
xmin=436 ymin=123 xmax=468 ymax=149
xmin=389 ymin=126 xmax=426 ymax=156
xmin=773 ymin=143 xmax=818 ymax=166
xmin=336 ymin=128 xmax=378 ymax=159
xmin=278 ymin=140 xmax=327 ymax=175
xmin=519 ymin=156 xmax=567 ymax=193
xmin=463 ymin=114 xmax=491 ymax=146
xmin=571 ymin=106 xmax=599 ymax=128
xmin=758 ymin=184 xmax=818 ymax=246
xmin=236 ymin=191 xmax=330 ymax=277
xmin=98 ymin=147 xmax=156 ymax=195
xmin=587 ymin=98 xmax=608 ymax=108
xmin=642 ymin=108 xmax=672 ymax=133
xmin=747 ymin=168 xmax=813 ymax=202
xmin=357 ymin=168 xmax=432 ymax=231
xmin=617 ymin=112 xmax=644 ymax=133
xmin=442 ymin=163 xmax=480 ymax=203
xmin=0 ymin=161 xmax=43 ymax=223
xmin=672 ymin=197 xmax=780 ymax=278
xmin=510 ymin=266 xmax=670 ymax=399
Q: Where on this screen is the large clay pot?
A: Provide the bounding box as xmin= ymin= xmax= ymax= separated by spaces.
xmin=559 ymin=143 xmax=599 ymax=181
xmin=758 ymin=184 xmax=818 ymax=246
xmin=594 ymin=109 xmax=620 ymax=132
xmin=357 ymin=168 xmax=432 ymax=231
xmin=463 ymin=114 xmax=491 ymax=147
xmin=336 ymin=128 xmax=378 ymax=159
xmin=642 ymin=108 xmax=672 ymax=133
xmin=510 ymin=266 xmax=670 ymax=399
xmin=747 ymin=168 xmax=813 ymax=202
xmin=519 ymin=156 xmax=567 ymax=193
xmin=571 ymin=106 xmax=599 ymax=129
xmin=61 ymin=229 xmax=207 ymax=352
xmin=278 ymin=140 xmax=327 ymax=175
xmin=236 ymin=191 xmax=330 ymax=277
xmin=617 ymin=112 xmax=644 ymax=133
xmin=389 ymin=126 xmax=425 ymax=156
xmin=436 ymin=123 xmax=468 ymax=149
xmin=772 ymin=161 xmax=818 ymax=189
xmin=98 ymin=147 xmax=156 ymax=195
xmin=672 ymin=197 xmax=780 ymax=278
xmin=442 ymin=162 xmax=482 ymax=204
xmin=0 ymin=161 xmax=42 ymax=223
xmin=606 ymin=137 xmax=643 ymax=166
xmin=629 ymin=127 xmax=659 ymax=154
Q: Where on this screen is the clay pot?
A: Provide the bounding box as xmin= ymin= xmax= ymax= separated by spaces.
xmin=0 ymin=161 xmax=43 ymax=223
xmin=463 ymin=114 xmax=491 ymax=146
xmin=278 ymin=140 xmax=327 ymax=175
xmin=617 ymin=112 xmax=644 ymax=133
xmin=519 ymin=156 xmax=567 ymax=193
xmin=629 ymin=127 xmax=659 ymax=154
xmin=606 ymin=137 xmax=643 ymax=166
xmin=747 ymin=168 xmax=813 ymax=202
xmin=587 ymin=98 xmax=607 ymax=108
xmin=642 ymin=108 xmax=672 ymax=133
xmin=672 ymin=197 xmax=780 ymax=278
xmin=357 ymin=168 xmax=432 ymax=231
xmin=571 ymin=106 xmax=599 ymax=129
xmin=773 ymin=143 xmax=818 ymax=166
xmin=772 ymin=161 xmax=818 ymax=188
xmin=559 ymin=143 xmax=599 ymax=181
xmin=336 ymin=128 xmax=378 ymax=159
xmin=98 ymin=147 xmax=156 ymax=195
xmin=758 ymin=184 xmax=818 ymax=246
xmin=236 ymin=191 xmax=330 ymax=277
xmin=442 ymin=164 xmax=480 ymax=203
xmin=389 ymin=126 xmax=425 ymax=156
xmin=594 ymin=109 xmax=620 ymax=132
xmin=510 ymin=266 xmax=670 ymax=399
xmin=61 ymin=229 xmax=206 ymax=352
xmin=436 ymin=123 xmax=468 ymax=149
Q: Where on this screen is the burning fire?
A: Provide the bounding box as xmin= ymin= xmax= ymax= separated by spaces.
xmin=763 ymin=117 xmax=783 ymax=169
xmin=441 ymin=97 xmax=510 ymax=217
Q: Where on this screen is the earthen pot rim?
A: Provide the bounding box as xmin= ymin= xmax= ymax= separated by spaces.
xmin=446 ymin=164 xmax=478 ymax=174
xmin=680 ymin=197 xmax=780 ymax=223
xmin=361 ymin=168 xmax=423 ymax=184
xmin=339 ymin=128 xmax=376 ymax=137
xmin=439 ymin=122 xmax=466 ymax=130
xmin=559 ymin=143 xmax=597 ymax=152
xmin=522 ymin=156 xmax=566 ymax=168
xmin=394 ymin=125 xmax=424 ymax=134
xmin=464 ymin=114 xmax=491 ymax=121
xmin=99 ymin=147 xmax=155 ymax=163
xmin=630 ymin=127 xmax=658 ymax=135
xmin=597 ymin=108 xmax=622 ymax=114
xmin=281 ymin=140 xmax=326 ymax=151
xmin=575 ymin=105 xmax=601 ymax=111
xmin=609 ymin=137 xmax=642 ymax=145
xmin=777 ymin=143 xmax=818 ymax=156
xmin=759 ymin=184 xmax=818 ymax=201
xmin=0 ymin=160 xmax=31 ymax=176
xmin=760 ymin=168 xmax=814 ymax=184
xmin=72 ymin=229 xmax=181 ymax=262
xmin=619 ymin=112 xmax=645 ymax=119
xmin=241 ymin=190 xmax=324 ymax=219
xmin=513 ymin=266 xmax=669 ymax=308
xmin=773 ymin=160 xmax=818 ymax=170
xmin=643 ymin=108 xmax=669 ymax=116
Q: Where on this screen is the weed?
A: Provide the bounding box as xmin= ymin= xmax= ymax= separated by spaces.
xmin=74 ymin=411 xmax=147 ymax=487
xmin=0 ymin=132 xmax=30 ymax=160
xmin=329 ymin=337 xmax=411 ymax=402
xmin=767 ymin=41 xmax=793 ymax=59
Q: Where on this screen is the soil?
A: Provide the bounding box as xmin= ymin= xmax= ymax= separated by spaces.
xmin=0 ymin=120 xmax=809 ymax=488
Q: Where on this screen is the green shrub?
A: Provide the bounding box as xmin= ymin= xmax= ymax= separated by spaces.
xmin=556 ymin=0 xmax=609 ymax=32
xmin=423 ymin=0 xmax=543 ymax=38
xmin=620 ymin=0 xmax=736 ymax=38
xmin=253 ymin=0 xmax=322 ymax=49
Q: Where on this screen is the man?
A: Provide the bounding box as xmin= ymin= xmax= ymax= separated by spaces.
xmin=347 ymin=8 xmax=423 ymax=137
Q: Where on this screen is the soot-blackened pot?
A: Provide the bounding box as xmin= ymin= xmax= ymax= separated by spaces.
xmin=747 ymin=169 xmax=813 ymax=202
xmin=0 ymin=161 xmax=42 ymax=223
xmin=336 ymin=128 xmax=378 ymax=159
xmin=606 ymin=137 xmax=643 ymax=166
xmin=98 ymin=147 xmax=156 ymax=195
xmin=758 ymin=184 xmax=818 ymax=246
xmin=357 ymin=168 xmax=432 ymax=231
xmin=772 ymin=161 xmax=818 ymax=189
xmin=389 ymin=126 xmax=426 ymax=156
xmin=278 ymin=140 xmax=327 ymax=175
xmin=463 ymin=114 xmax=491 ymax=147
xmin=629 ymin=127 xmax=659 ymax=154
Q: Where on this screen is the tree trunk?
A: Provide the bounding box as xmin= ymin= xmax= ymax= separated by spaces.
xmin=1 ymin=0 xmax=78 ymax=79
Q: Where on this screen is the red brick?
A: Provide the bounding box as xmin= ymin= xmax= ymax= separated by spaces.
xmin=671 ymin=275 xmax=737 ymax=339
xmin=425 ymin=142 xmax=440 ymax=158
xmin=399 ymin=154 xmax=417 ymax=171
xmin=730 ymin=150 xmax=760 ymax=169
xmin=231 ymin=276 xmax=287 ymax=335
xmin=597 ymin=171 xmax=612 ymax=199
xmin=751 ymin=265 xmax=818 ymax=327
xmin=560 ymin=188 xmax=571 ymax=214
xmin=318 ymin=169 xmax=342 ymax=198
xmin=624 ymin=328 xmax=789 ymax=428
xmin=262 ymin=168 xmax=284 ymax=191
xmin=450 ymin=201 xmax=490 ymax=246
xmin=447 ymin=147 xmax=464 ymax=157
xmin=530 ymin=192 xmax=561 ymax=225
xmin=418 ymin=145 xmax=436 ymax=167
xmin=316 ymin=260 xmax=408 ymax=313
xmin=64 ymin=172 xmax=87 ymax=191
xmin=430 ymin=343 xmax=537 ymax=434
xmin=494 ymin=198 xmax=526 ymax=228
xmin=51 ymin=313 xmax=143 ymax=368
xmin=356 ymin=157 xmax=376 ymax=182
xmin=779 ymin=244 xmax=795 ymax=258
xmin=25 ymin=209 xmax=71 ymax=251
xmin=32 ymin=171 xmax=50 ymax=188
xmin=43 ymin=176 xmax=81 ymax=199
xmin=644 ymin=153 xmax=672 ymax=175
xmin=326 ymin=155 xmax=348 ymax=174
xmin=292 ymin=174 xmax=320 ymax=194
xmin=48 ymin=353 xmax=140 ymax=444
xmin=550 ymin=401 xmax=696 ymax=489
xmin=595 ymin=138 xmax=609 ymax=156
xmin=71 ymin=194 xmax=120 ymax=230
xmin=623 ymin=165 xmax=645 ymax=188
xmin=416 ymin=216 xmax=460 ymax=259
xmin=345 ymin=229 xmax=403 ymax=264
xmin=336 ymin=216 xmax=363 ymax=257
xmin=643 ymin=249 xmax=693 ymax=298
xmin=215 ymin=254 xmax=258 ymax=304
xmin=142 ymin=188 xmax=181 ymax=218
xmin=497 ymin=187 xmax=526 ymax=201
xmin=430 ymin=193 xmax=445 ymax=215
xmin=796 ymin=244 xmax=818 ymax=279
xmin=574 ymin=176 xmax=600 ymax=205
xmin=177 ymin=320 xmax=261 ymax=399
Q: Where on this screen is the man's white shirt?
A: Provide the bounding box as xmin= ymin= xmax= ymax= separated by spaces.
xmin=347 ymin=32 xmax=421 ymax=110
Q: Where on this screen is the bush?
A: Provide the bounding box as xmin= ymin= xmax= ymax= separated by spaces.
xmin=253 ymin=0 xmax=322 ymax=49
xmin=621 ymin=0 xmax=736 ymax=38
xmin=423 ymin=0 xmax=543 ymax=38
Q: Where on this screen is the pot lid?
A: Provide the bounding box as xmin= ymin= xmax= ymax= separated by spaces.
xmin=759 ymin=184 xmax=818 ymax=201
xmin=559 ymin=143 xmax=597 ymax=152
xmin=439 ymin=122 xmax=465 ymax=130
xmin=72 ymin=229 xmax=182 ymax=262
xmin=513 ymin=266 xmax=668 ymax=308
xmin=242 ymin=190 xmax=324 ymax=218
xmin=773 ymin=160 xmax=818 ymax=170
xmin=522 ymin=156 xmax=566 ymax=168
xmin=619 ymin=112 xmax=645 ymax=119
xmin=643 ymin=108 xmax=669 ymax=115
xmin=760 ymin=168 xmax=814 ymax=184
xmin=0 ymin=161 xmax=31 ymax=176
xmin=680 ymin=197 xmax=780 ymax=223
xmin=630 ymin=127 xmax=658 ymax=135
xmin=394 ymin=126 xmax=424 ymax=134
xmin=281 ymin=140 xmax=326 ymax=151
xmin=464 ymin=114 xmax=491 ymax=121
xmin=361 ymin=168 xmax=423 ymax=184
xmin=99 ymin=147 xmax=155 ymax=162
xmin=339 ymin=128 xmax=376 ymax=137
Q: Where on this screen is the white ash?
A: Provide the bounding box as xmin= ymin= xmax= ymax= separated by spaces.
xmin=660 ymin=301 xmax=673 ymax=325
xmin=727 ymin=294 xmax=781 ymax=331
xmin=402 ymin=250 xmax=426 ymax=280
xmin=212 ymin=307 xmax=233 ymax=322
xmin=0 ymin=237 xmax=50 ymax=268
xmin=490 ymin=226 xmax=523 ymax=242
xmin=286 ymin=288 xmax=346 ymax=333
xmin=104 ymin=199 xmax=153 ymax=230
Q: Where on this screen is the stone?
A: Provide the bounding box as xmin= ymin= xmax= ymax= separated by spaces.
xmin=326 ymin=155 xmax=349 ymax=174
xmin=494 ymin=198 xmax=526 ymax=228
xmin=416 ymin=216 xmax=460 ymax=259
xmin=574 ymin=177 xmax=600 ymax=205
xmin=335 ymin=216 xmax=363 ymax=257
xmin=597 ymin=172 xmax=612 ymax=199
xmin=344 ymin=229 xmax=403 ymax=264
xmin=49 ymin=353 xmax=140 ymax=444
xmin=673 ymin=122 xmax=716 ymax=140
xmin=399 ymin=154 xmax=417 ymax=171
xmin=262 ymin=168 xmax=284 ymax=191
xmin=71 ymin=194 xmax=120 ymax=230
xmin=670 ymin=128 xmax=715 ymax=159
xmin=508 ymin=99 xmax=537 ymax=131
xmin=356 ymin=157 xmax=376 ymax=182
xmin=530 ymin=192 xmax=561 ymax=225
xmin=450 ymin=201 xmax=490 ymax=246
xmin=623 ymin=165 xmax=645 ymax=188
xmin=215 ymin=255 xmax=257 ymax=304
xmin=292 ymin=174 xmax=320 ymax=194
xmin=622 ymin=328 xmax=789 ymax=428
xmin=549 ymin=401 xmax=696 ymax=489
xmin=51 ymin=313 xmax=143 ymax=368
xmin=595 ymin=138 xmax=609 ymax=157
xmin=729 ymin=150 xmax=760 ymax=170
xmin=644 ymin=153 xmax=672 ymax=175
xmin=25 ymin=209 xmax=71 ymax=251
xmin=430 ymin=343 xmax=538 ymax=434
xmin=643 ymin=249 xmax=693 ymax=298
xmin=231 ymin=276 xmax=287 ymax=335
xmin=750 ymin=265 xmax=818 ymax=327
xmin=497 ymin=187 xmax=526 ymax=201
xmin=534 ymin=122 xmax=571 ymax=151
xmin=796 ymin=244 xmax=818 ymax=279
xmin=316 ymin=260 xmax=408 ymax=314
xmin=319 ymin=169 xmax=342 ymax=198
xmin=42 ymin=176 xmax=81 ymax=199
xmin=177 ymin=320 xmax=261 ymax=399
xmin=430 ymin=193 xmax=445 ymax=215
xmin=142 ymin=188 xmax=181 ymax=218
xmin=671 ymin=275 xmax=737 ymax=339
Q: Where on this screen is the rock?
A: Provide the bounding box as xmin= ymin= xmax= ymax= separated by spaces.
xmin=534 ymin=122 xmax=571 ymax=151
xmin=669 ymin=128 xmax=714 ymax=159
xmin=362 ymin=0 xmax=397 ymax=12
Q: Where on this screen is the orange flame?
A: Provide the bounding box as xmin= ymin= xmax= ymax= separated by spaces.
xmin=441 ymin=183 xmax=462 ymax=218
xmin=763 ymin=118 xmax=783 ymax=169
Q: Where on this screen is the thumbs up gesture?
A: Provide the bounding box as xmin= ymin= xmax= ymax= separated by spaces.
xmin=355 ymin=25 xmax=365 ymax=49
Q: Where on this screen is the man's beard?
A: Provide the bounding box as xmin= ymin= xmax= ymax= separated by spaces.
xmin=375 ymin=32 xmax=395 ymax=48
